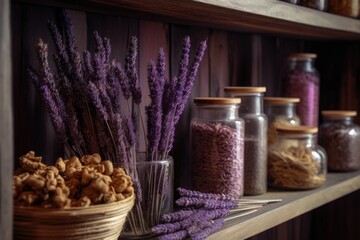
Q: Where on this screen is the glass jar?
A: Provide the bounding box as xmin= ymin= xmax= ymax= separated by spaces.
xmin=191 ymin=97 xmax=245 ymax=198
xmin=268 ymin=126 xmax=327 ymax=190
xmin=327 ymin=0 xmax=359 ymax=18
xmin=281 ymin=53 xmax=320 ymax=127
xmin=264 ymin=97 xmax=301 ymax=146
xmin=319 ymin=111 xmax=360 ymax=171
xmin=224 ymin=87 xmax=267 ymax=195
xmin=299 ymin=0 xmax=327 ymax=11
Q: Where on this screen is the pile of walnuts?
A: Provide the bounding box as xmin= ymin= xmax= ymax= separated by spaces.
xmin=13 ymin=151 xmax=134 ymax=208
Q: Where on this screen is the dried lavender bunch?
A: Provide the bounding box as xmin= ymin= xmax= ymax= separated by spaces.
xmin=147 ymin=37 xmax=207 ymax=161
xmin=152 ymin=188 xmax=234 ymax=240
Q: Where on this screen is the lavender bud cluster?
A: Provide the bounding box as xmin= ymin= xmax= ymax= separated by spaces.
xmin=152 ymin=188 xmax=238 ymax=240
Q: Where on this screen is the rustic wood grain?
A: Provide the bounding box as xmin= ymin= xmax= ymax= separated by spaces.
xmin=207 ymin=171 xmax=360 ymax=240
xmin=209 ymin=30 xmax=229 ymax=97
xmin=15 ymin=5 xmax=63 ymax=164
xmin=0 ymin=0 xmax=13 ymax=239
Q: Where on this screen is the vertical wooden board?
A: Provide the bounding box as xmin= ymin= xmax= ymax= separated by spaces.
xmin=227 ymin=32 xmax=253 ymax=86
xmin=209 ymin=30 xmax=229 ymax=97
xmin=251 ymin=34 xmax=262 ymax=86
xmin=138 ymin=20 xmax=169 ymax=153
xmin=170 ymin=24 xmax=209 ymax=189
xmin=261 ymin=36 xmax=278 ymax=96
xmin=0 ymin=0 xmax=13 ymax=239
xmin=17 ymin=4 xmax=63 ymax=164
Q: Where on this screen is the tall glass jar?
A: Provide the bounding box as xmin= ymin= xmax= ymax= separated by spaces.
xmin=319 ymin=111 xmax=360 ymax=171
xmin=299 ymin=0 xmax=327 ymax=11
xmin=224 ymin=87 xmax=267 ymax=195
xmin=191 ymin=97 xmax=245 ymax=198
xmin=327 ymin=0 xmax=359 ymax=18
xmin=281 ymin=53 xmax=320 ymax=127
xmin=268 ymin=126 xmax=327 ymax=190
xmin=264 ymin=97 xmax=301 ymax=146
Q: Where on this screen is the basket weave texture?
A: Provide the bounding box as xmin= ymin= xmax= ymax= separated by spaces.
xmin=14 ymin=193 xmax=135 ymax=240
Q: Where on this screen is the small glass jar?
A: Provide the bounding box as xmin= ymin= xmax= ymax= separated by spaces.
xmin=264 ymin=97 xmax=301 ymax=146
xmin=319 ymin=111 xmax=360 ymax=171
xmin=299 ymin=0 xmax=327 ymax=11
xmin=281 ymin=53 xmax=320 ymax=127
xmin=191 ymin=97 xmax=245 ymax=198
xmin=268 ymin=126 xmax=327 ymax=190
xmin=224 ymin=87 xmax=267 ymax=195
xmin=327 ymin=0 xmax=359 ymax=18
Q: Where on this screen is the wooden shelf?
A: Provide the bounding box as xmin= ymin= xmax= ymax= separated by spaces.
xmin=16 ymin=0 xmax=360 ymax=40
xmin=207 ymin=170 xmax=360 ymax=239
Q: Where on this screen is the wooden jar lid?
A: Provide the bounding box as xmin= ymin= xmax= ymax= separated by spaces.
xmin=321 ymin=110 xmax=357 ymax=118
xmin=288 ymin=53 xmax=317 ymax=59
xmin=264 ymin=97 xmax=300 ymax=104
xmin=194 ymin=97 xmax=241 ymax=105
xmin=224 ymin=86 xmax=266 ymax=93
xmin=275 ymin=125 xmax=318 ymax=134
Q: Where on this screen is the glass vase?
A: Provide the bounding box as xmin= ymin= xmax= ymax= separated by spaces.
xmin=119 ymin=155 xmax=174 ymax=239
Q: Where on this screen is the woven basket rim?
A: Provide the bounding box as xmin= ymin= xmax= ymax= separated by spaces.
xmin=14 ymin=193 xmax=135 ymax=213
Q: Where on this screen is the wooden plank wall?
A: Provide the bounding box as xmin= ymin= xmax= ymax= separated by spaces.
xmin=10 ymin=2 xmax=360 ymax=240
xmin=0 ymin=0 xmax=13 ymax=239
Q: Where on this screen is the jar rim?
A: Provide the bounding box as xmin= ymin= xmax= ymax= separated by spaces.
xmin=264 ymin=97 xmax=300 ymax=104
xmin=288 ymin=53 xmax=317 ymax=59
xmin=194 ymin=97 xmax=241 ymax=105
xmin=224 ymin=86 xmax=266 ymax=93
xmin=321 ymin=110 xmax=357 ymax=118
xmin=276 ymin=125 xmax=318 ymax=134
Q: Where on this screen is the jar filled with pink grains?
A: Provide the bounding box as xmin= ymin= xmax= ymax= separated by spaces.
xmin=190 ymin=97 xmax=245 ymax=198
xmin=281 ymin=53 xmax=320 ymax=127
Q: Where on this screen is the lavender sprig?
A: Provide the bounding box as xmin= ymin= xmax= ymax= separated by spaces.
xmin=177 ymin=187 xmax=234 ymax=201
xmin=176 ymin=197 xmax=238 ymax=210
xmin=113 ymin=61 xmax=131 ymax=100
xmin=160 ymin=209 xmax=194 ymax=223
xmin=125 ymin=36 xmax=142 ymax=104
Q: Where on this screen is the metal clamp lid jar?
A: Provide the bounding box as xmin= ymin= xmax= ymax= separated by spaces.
xmin=191 ymin=97 xmax=245 ymax=198
xmin=319 ymin=111 xmax=360 ymax=171
xmin=224 ymin=87 xmax=267 ymax=195
xmin=268 ymin=126 xmax=327 ymax=190
xmin=281 ymin=53 xmax=320 ymax=127
xmin=264 ymin=97 xmax=301 ymax=146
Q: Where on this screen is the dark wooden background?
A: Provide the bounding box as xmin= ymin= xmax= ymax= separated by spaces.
xmin=8 ymin=2 xmax=360 ymax=239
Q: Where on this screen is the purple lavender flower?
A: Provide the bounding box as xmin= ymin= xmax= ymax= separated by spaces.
xmin=125 ymin=36 xmax=142 ymax=104
xmin=83 ymin=50 xmax=94 ymax=78
xmin=38 ymin=85 xmax=68 ymax=142
xmin=160 ymin=209 xmax=194 ymax=223
xmin=174 ymin=39 xmax=207 ymax=124
xmin=113 ymin=61 xmax=131 ymax=100
xmin=87 ymin=82 xmax=109 ymax=121
xmin=158 ymin=230 xmax=188 ymax=240
xmin=146 ymin=60 xmax=163 ymax=160
xmin=93 ymin=31 xmax=106 ymax=64
xmin=104 ymin=37 xmax=111 ymax=65
xmin=153 ymin=218 xmax=191 ymax=234
xmin=177 ymin=188 xmax=234 ymax=201
xmin=122 ymin=113 xmax=136 ymax=148
xmin=175 ymin=197 xmax=238 ymax=210
xmin=189 ymin=218 xmax=224 ymax=240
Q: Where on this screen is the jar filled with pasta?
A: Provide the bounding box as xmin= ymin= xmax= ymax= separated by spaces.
xmin=268 ymin=125 xmax=327 ymax=190
xmin=319 ymin=111 xmax=360 ymax=171
xmin=191 ymin=97 xmax=245 ymax=198
xmin=224 ymin=86 xmax=267 ymax=195
xmin=264 ymin=97 xmax=301 ymax=146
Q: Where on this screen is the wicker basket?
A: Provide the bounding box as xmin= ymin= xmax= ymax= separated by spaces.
xmin=14 ymin=194 xmax=135 ymax=240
